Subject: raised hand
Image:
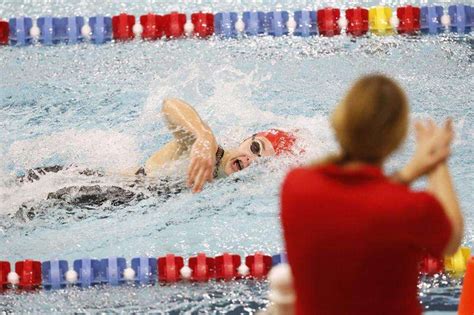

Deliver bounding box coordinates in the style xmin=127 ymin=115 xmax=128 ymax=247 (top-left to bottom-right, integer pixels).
xmin=398 ymin=118 xmax=454 ymax=183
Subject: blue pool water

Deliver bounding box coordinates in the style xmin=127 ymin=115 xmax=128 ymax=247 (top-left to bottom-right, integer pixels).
xmin=0 ymin=1 xmax=473 ymax=313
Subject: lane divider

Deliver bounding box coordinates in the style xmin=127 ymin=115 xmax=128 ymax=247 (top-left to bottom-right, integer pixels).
xmin=0 ymin=4 xmax=472 ymax=47
xmin=419 ymin=246 xmax=471 ymax=276
xmin=0 ymin=252 xmax=286 ymax=291
xmin=0 ymin=247 xmax=471 ymax=292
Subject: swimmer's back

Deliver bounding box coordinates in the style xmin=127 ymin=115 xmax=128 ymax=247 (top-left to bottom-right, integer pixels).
xmin=281 ymin=163 xmax=452 ymax=315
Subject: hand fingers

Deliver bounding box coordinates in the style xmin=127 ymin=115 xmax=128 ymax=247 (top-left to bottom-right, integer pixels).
xmin=441 ymin=126 xmax=454 ymax=146
xmin=426 ymin=118 xmax=435 ymax=130
xmin=192 ymin=163 xmax=213 ymax=193
xmin=445 ymin=118 xmax=453 ymax=128
xmin=414 ymin=120 xmax=424 ymax=141
xmin=421 ymin=118 xmax=455 ymax=148
xmin=187 ymin=158 xmax=200 ymax=187
xmin=200 ymin=160 xmax=214 ymax=187
xmin=444 ymin=118 xmax=454 ymax=141
xmin=207 ymin=166 xmax=214 ymax=182
xmin=192 ymin=169 xmax=206 ymax=193
xmin=189 ymin=159 xmax=214 ymax=192
xmin=205 ymin=159 xmax=215 ymax=183
xmin=431 ymin=118 xmax=454 ymax=149
xmin=421 ymin=119 xmax=435 ymax=139
xmin=187 ymin=159 xmax=197 ymax=187
xmin=415 ymin=119 xmax=434 ymax=141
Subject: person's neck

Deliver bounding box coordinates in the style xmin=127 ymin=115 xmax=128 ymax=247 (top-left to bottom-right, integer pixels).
xmin=342 ymin=160 xmax=383 ymax=169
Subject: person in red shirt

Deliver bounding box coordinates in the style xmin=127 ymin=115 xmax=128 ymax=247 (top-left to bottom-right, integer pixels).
xmin=277 ymin=75 xmax=464 ymax=315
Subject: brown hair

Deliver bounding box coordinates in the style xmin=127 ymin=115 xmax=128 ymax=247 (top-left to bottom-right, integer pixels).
xmin=323 ymin=74 xmax=409 ymax=165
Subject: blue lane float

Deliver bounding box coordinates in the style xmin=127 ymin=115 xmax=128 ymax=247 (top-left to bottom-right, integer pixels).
xmin=100 ymin=257 xmax=126 ymax=286
xmin=59 ymin=16 xmax=85 ymax=44
xmin=449 ymin=4 xmax=473 ymax=34
xmin=37 ymin=16 xmax=60 ymax=45
xmin=294 ymin=10 xmax=318 ymax=37
xmin=243 ymin=11 xmax=266 ymax=36
xmin=272 ymin=253 xmax=287 ymax=266
xmin=131 ymin=257 xmax=157 ymax=285
xmin=8 ymin=17 xmax=33 ymax=46
xmin=420 ymin=6 xmax=443 ymax=34
xmin=42 ymin=260 xmax=68 ymax=290
xmin=214 ymin=12 xmax=238 ymax=38
xmin=89 ymin=15 xmax=112 ymax=44
xmin=266 ymin=11 xmax=289 ymax=36
xmin=73 ymin=258 xmax=101 ymax=288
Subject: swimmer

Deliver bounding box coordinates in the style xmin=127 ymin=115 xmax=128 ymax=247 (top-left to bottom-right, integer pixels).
xmin=137 ymin=98 xmax=297 ymax=193
xmin=12 ymin=98 xmax=297 ymax=219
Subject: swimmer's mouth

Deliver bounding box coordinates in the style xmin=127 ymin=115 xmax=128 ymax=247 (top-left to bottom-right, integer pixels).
xmin=233 ymin=159 xmax=244 ymax=171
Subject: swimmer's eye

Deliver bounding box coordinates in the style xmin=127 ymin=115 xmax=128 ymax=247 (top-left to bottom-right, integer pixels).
xmin=250 ymin=141 xmax=262 ymax=157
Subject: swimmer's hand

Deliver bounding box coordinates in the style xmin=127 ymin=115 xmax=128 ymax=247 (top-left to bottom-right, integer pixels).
xmin=397 ymin=118 xmax=454 ymax=184
xmin=187 ymin=135 xmax=218 ymax=193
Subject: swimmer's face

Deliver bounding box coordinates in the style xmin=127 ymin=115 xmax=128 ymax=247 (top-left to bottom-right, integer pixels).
xmin=222 ymin=135 xmax=276 ymax=175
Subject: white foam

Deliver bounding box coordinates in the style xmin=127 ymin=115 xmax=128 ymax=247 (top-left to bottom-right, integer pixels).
xmin=6 ymin=129 xmax=141 ymax=172
xmin=140 ymin=62 xmax=337 ymax=159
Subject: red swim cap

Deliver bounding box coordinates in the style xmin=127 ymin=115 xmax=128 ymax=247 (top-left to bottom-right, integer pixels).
xmin=256 ymin=129 xmax=296 ymax=155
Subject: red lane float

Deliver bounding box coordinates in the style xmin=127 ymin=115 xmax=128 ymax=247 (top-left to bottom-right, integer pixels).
xmin=245 ymin=252 xmax=272 ymax=279
xmin=158 ymin=254 xmax=184 ymax=282
xmin=188 ymin=253 xmax=215 ymax=282
xmin=317 ymin=8 xmax=341 ymax=37
xmin=0 ymin=261 xmax=10 ymax=290
xmin=112 ymin=13 xmax=135 ymax=41
xmin=0 ymin=20 xmax=8 ymax=45
xmin=191 ymin=12 xmax=214 ymax=37
xmin=397 ymin=5 xmax=421 ymax=34
xmin=346 ymin=7 xmax=369 ymax=36
xmin=215 ymin=253 xmax=241 ymax=281
xmin=163 ymin=12 xmax=186 ymax=38
xmin=419 ymin=253 xmax=444 ymax=276
xmin=16 ymin=260 xmax=42 ymax=290
xmin=140 ymin=13 xmax=164 ymax=40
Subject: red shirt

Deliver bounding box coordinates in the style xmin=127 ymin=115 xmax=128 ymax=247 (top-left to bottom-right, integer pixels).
xmin=281 ymin=164 xmax=452 ymax=315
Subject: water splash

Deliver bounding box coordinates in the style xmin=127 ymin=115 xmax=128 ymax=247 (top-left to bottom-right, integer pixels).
xmin=5 ymin=129 xmax=141 ymax=172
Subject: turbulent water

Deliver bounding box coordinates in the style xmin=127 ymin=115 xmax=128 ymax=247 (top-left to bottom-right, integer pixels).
xmin=0 ymin=1 xmax=473 ymax=313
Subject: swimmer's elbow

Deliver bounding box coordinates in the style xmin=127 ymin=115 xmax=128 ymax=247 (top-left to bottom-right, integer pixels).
xmin=162 ymin=98 xmax=183 ymax=114
xmin=162 ymin=98 xmax=173 ymax=114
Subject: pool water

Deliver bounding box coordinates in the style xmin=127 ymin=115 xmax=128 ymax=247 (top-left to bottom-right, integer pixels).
xmin=0 ymin=1 xmax=473 ymax=313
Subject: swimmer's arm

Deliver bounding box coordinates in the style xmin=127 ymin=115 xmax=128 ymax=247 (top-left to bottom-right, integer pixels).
xmin=144 ymin=141 xmax=188 ymax=173
xmin=145 ymin=98 xmax=217 ymax=177
xmin=160 ymin=98 xmax=218 ymax=192
xmin=161 ymin=98 xmax=216 ymax=150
